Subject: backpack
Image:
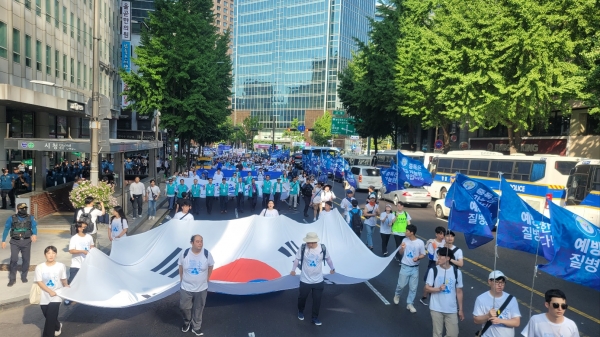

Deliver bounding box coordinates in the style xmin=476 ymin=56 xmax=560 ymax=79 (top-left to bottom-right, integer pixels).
xmin=74 ymin=208 xmax=95 ymax=234
xmin=449 ymin=246 xmax=460 ymax=269
xmin=183 ymin=247 xmax=209 ymax=259
xmin=298 ymin=243 xmax=326 ymax=270
xmin=350 ymin=209 xmax=363 ymax=231
xmin=430 ymin=265 xmax=459 ymax=288
xmin=301 ymin=183 xmax=313 ymax=197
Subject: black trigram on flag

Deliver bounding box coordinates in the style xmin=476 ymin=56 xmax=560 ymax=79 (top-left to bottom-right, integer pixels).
xmin=150 ymin=247 xmax=183 ymax=278
xmin=278 ymin=241 xmax=300 ymax=257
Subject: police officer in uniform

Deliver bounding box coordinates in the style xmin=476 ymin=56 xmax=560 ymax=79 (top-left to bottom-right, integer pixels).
xmin=2 ymin=203 xmax=38 ymax=286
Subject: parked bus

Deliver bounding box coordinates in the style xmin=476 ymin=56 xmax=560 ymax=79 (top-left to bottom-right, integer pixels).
xmin=427 ymin=150 xmax=582 ymax=214
xmin=374 ymin=150 xmax=426 ymax=169
xmin=343 ymin=154 xmax=376 ymax=166
xmin=565 ymin=160 xmax=600 ymax=227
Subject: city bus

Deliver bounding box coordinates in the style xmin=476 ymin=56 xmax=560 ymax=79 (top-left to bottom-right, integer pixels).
xmin=343 ymin=154 xmax=375 ymax=166
xmin=565 ymin=160 xmax=600 ymax=227
xmin=427 ymin=150 xmax=582 ymax=213
xmin=374 ymin=150 xmax=426 ymax=169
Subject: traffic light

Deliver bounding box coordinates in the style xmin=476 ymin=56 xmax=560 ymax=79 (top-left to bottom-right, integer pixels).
xmin=287 ymin=128 xmax=297 ymax=132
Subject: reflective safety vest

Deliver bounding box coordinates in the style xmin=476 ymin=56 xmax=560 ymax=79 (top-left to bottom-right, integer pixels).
xmin=11 ymin=215 xmax=33 ymax=239
xmin=392 ymin=211 xmax=408 ymax=234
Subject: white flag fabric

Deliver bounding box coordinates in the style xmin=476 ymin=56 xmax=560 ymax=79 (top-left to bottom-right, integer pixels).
xmin=57 ymin=209 xmax=396 ymax=308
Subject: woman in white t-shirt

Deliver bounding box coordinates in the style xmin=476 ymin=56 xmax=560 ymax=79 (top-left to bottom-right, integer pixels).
xmin=260 ymin=200 xmax=280 ymax=217
xmin=379 ymin=204 xmax=396 ymax=256
xmin=68 ymin=222 xmax=94 ymax=285
xmin=320 ymin=184 xmax=336 ymax=211
xmin=35 ymin=245 xmax=68 ymax=337
xmin=108 ymin=206 xmax=129 ymax=241
xmin=310 ymin=182 xmax=323 ymax=221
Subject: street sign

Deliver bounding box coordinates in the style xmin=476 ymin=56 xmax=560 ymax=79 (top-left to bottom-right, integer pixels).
xmin=331 ymin=117 xmax=356 ymax=135
xmin=297 ymin=125 xmax=305 ymax=132
xmin=333 ymin=110 xmax=345 ymax=116
xmin=350 ymin=135 xmax=359 ymax=140
xmin=435 ymin=140 xmax=443 ymax=149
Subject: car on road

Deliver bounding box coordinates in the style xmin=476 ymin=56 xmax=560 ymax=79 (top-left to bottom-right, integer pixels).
xmin=434 ymin=198 xmax=451 ymax=218
xmin=351 ymin=165 xmax=383 ymax=191
xmin=379 ymin=182 xmax=431 ymax=207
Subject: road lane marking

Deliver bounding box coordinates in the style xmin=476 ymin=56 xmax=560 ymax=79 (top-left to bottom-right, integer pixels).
xmin=248 ymin=333 xmax=255 ymax=337
xmin=365 ymin=281 xmax=391 ymax=305
xmin=436 ymin=218 xmax=448 ymax=222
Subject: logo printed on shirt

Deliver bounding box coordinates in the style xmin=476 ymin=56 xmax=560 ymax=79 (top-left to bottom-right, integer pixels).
xmin=46 ymin=279 xmax=55 ymax=287
xmin=407 ymin=250 xmax=414 ymax=258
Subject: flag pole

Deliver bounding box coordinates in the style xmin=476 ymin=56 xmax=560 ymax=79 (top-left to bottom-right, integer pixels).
xmin=491 ymin=172 xmax=504 ymax=309
xmin=527 ymin=198 xmax=546 ymax=321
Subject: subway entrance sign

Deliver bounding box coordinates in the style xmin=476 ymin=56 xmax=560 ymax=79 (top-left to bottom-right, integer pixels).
xmin=331 ymin=117 xmax=356 ymax=135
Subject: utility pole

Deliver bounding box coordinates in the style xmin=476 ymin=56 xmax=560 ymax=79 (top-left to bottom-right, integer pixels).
xmin=271 ymin=115 xmax=278 ymax=151
xmin=90 ymin=0 xmax=101 ymax=185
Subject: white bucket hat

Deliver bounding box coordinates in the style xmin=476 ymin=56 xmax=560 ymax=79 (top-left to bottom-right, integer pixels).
xmin=302 ymin=232 xmax=320 ymax=243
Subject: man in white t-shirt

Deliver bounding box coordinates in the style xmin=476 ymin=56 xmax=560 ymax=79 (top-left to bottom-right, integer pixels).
xmin=521 ymin=289 xmax=579 ymax=337
xmin=473 ymin=270 xmax=521 ymax=337
xmin=75 ymin=196 xmax=105 ymax=246
xmin=212 ymin=168 xmax=224 ymax=183
xmin=178 ymin=234 xmax=214 ymax=336
xmin=363 ymin=196 xmax=380 ymax=251
xmin=174 ymin=201 xmax=195 ymax=222
xmin=393 ymin=224 xmax=425 ymax=313
xmin=318 ymin=201 xmax=334 ymax=220
xmin=425 ymin=247 xmax=464 ymax=337
xmin=420 ymin=226 xmax=446 ymax=306
xmin=291 ymin=232 xmax=335 ymax=326
xmin=339 ymin=189 xmax=356 ymax=219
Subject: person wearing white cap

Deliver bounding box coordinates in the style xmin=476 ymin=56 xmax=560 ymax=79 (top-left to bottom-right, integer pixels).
xmin=290 ymin=232 xmax=335 ymax=326
xmin=473 ymin=270 xmax=521 ymax=337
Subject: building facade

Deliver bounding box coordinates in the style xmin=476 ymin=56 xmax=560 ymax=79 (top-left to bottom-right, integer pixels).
xmin=232 ymin=0 xmax=374 ymax=144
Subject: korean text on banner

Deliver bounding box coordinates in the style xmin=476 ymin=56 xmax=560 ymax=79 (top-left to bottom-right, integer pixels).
xmin=121 ymin=2 xmax=131 ymax=41
xmin=395 ymin=151 xmax=433 ymax=187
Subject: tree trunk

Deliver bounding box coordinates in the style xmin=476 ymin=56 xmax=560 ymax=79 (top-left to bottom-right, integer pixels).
xmin=374 ymin=137 xmax=379 ymax=154
xmin=407 ymin=123 xmax=415 ymax=151
xmin=186 ymin=140 xmax=192 ymax=171
xmin=393 ymin=115 xmax=399 ymax=149
xmin=507 ymin=126 xmax=518 ymax=154
xmin=170 ymin=133 xmax=176 ymax=175
xmin=442 ymin=125 xmax=451 ymax=154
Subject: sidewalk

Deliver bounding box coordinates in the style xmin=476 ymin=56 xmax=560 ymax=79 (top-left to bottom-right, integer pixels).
xmin=0 ymin=181 xmax=169 ymax=308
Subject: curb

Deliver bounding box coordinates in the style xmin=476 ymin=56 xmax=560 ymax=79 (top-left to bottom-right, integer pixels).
xmin=0 ymin=296 xmax=29 ymax=310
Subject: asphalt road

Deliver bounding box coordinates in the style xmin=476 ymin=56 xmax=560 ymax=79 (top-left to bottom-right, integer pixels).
xmin=1 ymin=179 xmax=599 ymax=337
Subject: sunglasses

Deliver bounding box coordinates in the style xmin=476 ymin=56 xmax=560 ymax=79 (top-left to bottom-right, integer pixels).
xmin=551 ymin=303 xmax=568 ymax=310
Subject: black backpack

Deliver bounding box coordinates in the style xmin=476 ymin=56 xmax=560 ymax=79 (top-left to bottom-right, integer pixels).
xmin=73 ymin=208 xmax=95 ymax=234
xmin=430 ymin=265 xmax=459 ymax=287
xmin=350 ymin=209 xmax=363 ymax=231
xmin=301 ymin=183 xmax=313 ymax=197
xmin=183 ymin=248 xmax=209 ymax=259
xmin=298 ymin=243 xmax=326 ymax=270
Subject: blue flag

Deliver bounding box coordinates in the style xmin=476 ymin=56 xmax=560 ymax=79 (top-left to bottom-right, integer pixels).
xmin=497 ymin=177 xmax=555 ymax=261
xmin=539 ymin=203 xmax=600 ymax=291
xmin=382 ymin=162 xmax=401 ymax=192
xmin=343 ymin=159 xmax=357 ymax=188
xmin=396 ymin=151 xmax=433 ymax=187
xmin=447 ymin=181 xmax=495 ymax=249
xmin=444 ymin=174 xmax=499 ymax=222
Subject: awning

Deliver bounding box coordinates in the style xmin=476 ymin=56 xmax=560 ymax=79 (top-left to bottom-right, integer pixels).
xmin=4 ymin=138 xmax=163 ymax=153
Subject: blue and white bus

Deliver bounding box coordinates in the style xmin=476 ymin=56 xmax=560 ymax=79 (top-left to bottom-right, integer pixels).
xmin=374 ymin=150 xmax=426 ymax=169
xmin=427 ymin=150 xmax=582 ymax=213
xmin=565 ymin=160 xmax=600 ymax=227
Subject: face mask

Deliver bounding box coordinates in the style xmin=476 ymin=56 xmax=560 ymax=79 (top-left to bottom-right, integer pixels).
xmin=18 ymin=209 xmax=27 ymax=216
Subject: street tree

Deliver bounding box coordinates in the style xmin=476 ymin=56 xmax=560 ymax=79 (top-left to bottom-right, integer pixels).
xmin=120 ymin=0 xmax=232 ymax=169
xmin=238 ymin=116 xmax=262 ymax=150
xmin=311 ymin=113 xmax=332 ymax=146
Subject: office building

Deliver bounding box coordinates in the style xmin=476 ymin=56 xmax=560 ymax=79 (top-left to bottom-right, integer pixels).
xmin=232 ymin=0 xmax=374 ymax=145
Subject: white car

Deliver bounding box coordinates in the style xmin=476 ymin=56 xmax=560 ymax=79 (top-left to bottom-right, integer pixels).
xmin=380 ymin=183 xmax=432 ymax=208
xmin=350 ymin=165 xmax=383 ymax=191
xmin=434 ymin=198 xmax=451 ymax=218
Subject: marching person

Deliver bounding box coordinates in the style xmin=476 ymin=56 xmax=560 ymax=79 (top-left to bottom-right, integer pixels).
xmin=320 ymin=184 xmax=336 ymax=213
xmin=35 ymin=246 xmax=68 ymax=337
xmin=393 ymin=224 xmax=425 ymax=313
xmin=219 ymin=177 xmax=229 ymax=214
xmin=339 ymin=189 xmax=356 ymax=220
xmin=2 ymin=203 xmax=38 ymax=286
xmin=190 ymin=179 xmax=202 ymax=217
xmin=248 ymin=178 xmax=258 ymax=212
xmin=272 ymin=177 xmax=284 ymax=210
xmin=291 ymin=232 xmax=335 ymax=326
xmin=301 ymin=177 xmax=314 ymax=218
xmin=205 ymin=178 xmax=216 ymax=215
xmin=174 ymin=200 xmax=195 ymax=222
xmin=288 ymin=175 xmax=300 ymax=211
xmin=129 ymin=176 xmax=145 ymax=219
xmin=75 ymin=197 xmax=105 ymax=246
xmin=108 ymin=206 xmax=129 ymax=241
xmin=318 ymin=201 xmax=334 ymax=220
xmin=473 ymin=270 xmax=521 ymax=337
xmin=521 ymin=289 xmax=579 ymax=336
xmin=146 ymin=179 xmax=161 ymax=220
xmin=165 ymin=178 xmax=177 ymax=212
xmin=420 ymin=226 xmax=447 ymax=306
xmin=260 ymin=200 xmax=280 ymax=217
xmin=311 ymin=182 xmax=323 ymax=222
xmin=424 ymin=247 xmax=464 ymax=337
xmin=66 ymin=220 xmax=94 ymax=305
xmin=392 ymin=202 xmax=411 ymax=262
xmin=235 ymin=177 xmax=245 ymax=213
xmin=379 ymin=204 xmax=396 ymax=256
xmin=262 ymin=175 xmax=272 ymax=209
xmin=363 ymin=195 xmax=380 ymax=251
xmin=179 ymin=235 xmax=214 ymax=336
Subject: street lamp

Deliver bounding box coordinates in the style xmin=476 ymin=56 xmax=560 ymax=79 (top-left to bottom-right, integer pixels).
xmin=272 ymin=114 xmax=279 ymax=151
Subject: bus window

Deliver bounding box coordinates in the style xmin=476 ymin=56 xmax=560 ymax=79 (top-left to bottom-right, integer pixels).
xmin=513 ymin=161 xmax=532 ymax=181
xmin=555 ymin=161 xmax=577 ymax=175
xmin=531 ymin=162 xmax=546 ymax=181
xmin=490 ymin=160 xmax=515 ymax=179
xmin=357 ymin=158 xmax=373 ymax=166
xmin=437 ymin=159 xmax=452 ymax=173
xmin=468 ymin=160 xmax=490 ymax=176
xmin=592 ymin=167 xmax=600 ymax=191
xmin=452 ymin=159 xmax=469 ymax=174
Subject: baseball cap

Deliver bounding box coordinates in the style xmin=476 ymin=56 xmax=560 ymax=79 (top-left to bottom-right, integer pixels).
xmin=17 ymin=203 xmax=28 ymax=209
xmin=346 ymin=189 xmax=353 ymax=195
xmin=488 ymin=270 xmax=507 ymax=281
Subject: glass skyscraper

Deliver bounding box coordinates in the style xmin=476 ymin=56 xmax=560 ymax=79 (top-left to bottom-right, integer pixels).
xmin=233 ymin=0 xmax=374 ymax=131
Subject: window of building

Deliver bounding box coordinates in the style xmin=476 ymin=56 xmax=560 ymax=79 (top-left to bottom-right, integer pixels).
xmin=62 ymin=53 xmax=67 ymax=80
xmin=83 ymin=22 xmax=87 ymax=46
xmin=35 ymin=0 xmax=41 ymax=16
xmin=224 ymin=9 xmax=228 ymax=14
xmin=8 ymin=111 xmax=34 ymax=138
xmin=48 ymin=114 xmax=68 ymax=138
xmin=224 ymin=1 xmax=228 ymax=5
xmin=0 ymin=22 xmax=6 ymax=59
xmin=54 ymin=50 xmax=59 ymax=77
xmin=77 ymin=18 xmax=80 ymax=42
xmin=12 ymin=29 xmax=20 ymax=63
xmin=77 ymin=61 xmax=81 ymax=86
xmin=62 ymin=6 xmax=67 ymax=33
xmin=70 ymin=57 xmax=74 ymax=83
xmin=83 ymin=64 xmax=87 ymax=88
xmin=117 ymin=119 xmax=131 ymax=130
xmin=89 ymin=27 xmax=92 ymax=49
xmin=80 ymin=118 xmax=90 ymax=138
xmin=45 ymin=0 xmax=51 ymax=22
xmin=46 ymin=45 xmax=51 ymax=75
xmin=25 ymin=0 xmax=32 ymax=10
xmin=137 ymin=120 xmax=152 ymax=131
xmin=36 ymin=40 xmax=42 ymax=71
xmin=25 ymin=34 xmax=31 ymax=66
xmin=70 ymin=12 xmax=74 ymax=38
xmin=217 ymin=6 xmax=220 ymax=10
xmin=224 ymin=22 xmax=227 ymax=27
xmin=89 ymin=68 xmax=92 ymax=90
xmin=224 ymin=15 xmax=227 ymax=20
xmin=54 ymin=0 xmax=59 ymax=27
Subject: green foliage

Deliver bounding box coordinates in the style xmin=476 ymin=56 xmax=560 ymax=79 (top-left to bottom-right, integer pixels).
xmin=120 ymin=0 xmax=232 ymax=145
xmin=312 ymin=113 xmax=332 ymax=146
xmin=283 ymin=118 xmax=305 ymax=143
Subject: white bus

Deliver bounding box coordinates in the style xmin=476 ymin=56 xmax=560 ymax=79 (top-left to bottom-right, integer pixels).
xmin=374 ymin=150 xmax=426 ymax=169
xmin=565 ymin=160 xmax=600 ymax=227
xmin=343 ymin=154 xmax=375 ymax=166
xmin=427 ymin=151 xmax=582 ymax=213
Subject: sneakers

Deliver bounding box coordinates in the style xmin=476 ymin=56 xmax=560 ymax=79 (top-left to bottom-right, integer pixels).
xmin=297 ymin=311 xmax=304 ymax=320
xmin=7 ymin=280 xmax=15 ymax=287
xmin=311 ymin=318 xmax=322 ymax=326
xmin=55 ymin=323 xmax=62 ymax=336
xmin=63 ymin=300 xmax=71 ymax=306
xmin=191 ymin=328 xmax=204 ymax=336
xmin=393 ymin=295 xmax=400 ymax=305
xmin=407 ymin=303 xmax=417 ymax=313
xmin=383 ymin=251 xmax=388 ymax=256
xmin=181 ymin=322 xmax=190 ymax=333
xmin=21 ymin=277 xmax=28 ymax=283
xmin=313 ymin=218 xmax=316 ymax=221
xmin=132 ymin=217 xmax=137 ymax=219
xmin=419 ymin=297 xmax=428 ymax=306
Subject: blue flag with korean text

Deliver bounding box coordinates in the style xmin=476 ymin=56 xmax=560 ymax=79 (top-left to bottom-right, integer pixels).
xmin=444 ymin=174 xmax=499 ymax=222
xmin=343 ymin=158 xmax=357 ymax=188
xmin=497 ymin=177 xmax=555 ymax=261
xmin=447 ymin=180 xmax=495 ymax=249
xmin=539 ymin=203 xmax=600 ymax=291
xmin=396 ymin=151 xmax=433 ymax=187
xmin=382 ymin=162 xmax=401 ymax=192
